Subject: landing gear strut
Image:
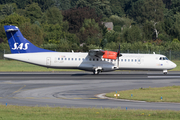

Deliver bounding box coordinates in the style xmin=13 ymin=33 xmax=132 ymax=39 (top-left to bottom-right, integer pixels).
xmin=93 ymin=67 xmax=102 ymax=75
xmin=163 ymin=70 xmax=168 ymax=75
xmin=93 ymin=69 xmax=101 ymax=75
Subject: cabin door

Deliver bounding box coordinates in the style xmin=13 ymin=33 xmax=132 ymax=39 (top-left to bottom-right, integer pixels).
xmin=46 ymin=57 xmax=51 ymax=65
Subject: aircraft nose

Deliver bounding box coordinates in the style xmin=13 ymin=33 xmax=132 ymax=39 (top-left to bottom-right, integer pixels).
xmin=171 ymin=62 xmax=177 ymax=68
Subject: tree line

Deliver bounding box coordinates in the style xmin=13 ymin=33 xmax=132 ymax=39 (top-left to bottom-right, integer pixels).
xmin=0 ymin=0 xmax=180 ymax=52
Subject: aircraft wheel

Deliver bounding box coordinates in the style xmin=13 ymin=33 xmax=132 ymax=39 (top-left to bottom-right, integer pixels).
xmin=164 ymin=72 xmax=167 ymax=75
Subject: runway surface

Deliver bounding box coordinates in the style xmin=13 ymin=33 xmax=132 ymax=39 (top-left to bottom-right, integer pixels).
xmin=0 ymin=71 xmax=180 ymax=110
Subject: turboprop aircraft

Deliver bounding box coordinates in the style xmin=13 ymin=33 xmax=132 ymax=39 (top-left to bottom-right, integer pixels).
xmin=3 ymin=25 xmax=177 ymax=74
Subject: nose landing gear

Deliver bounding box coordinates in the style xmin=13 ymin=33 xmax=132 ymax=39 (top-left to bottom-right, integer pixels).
xmin=163 ymin=70 xmax=167 ymax=75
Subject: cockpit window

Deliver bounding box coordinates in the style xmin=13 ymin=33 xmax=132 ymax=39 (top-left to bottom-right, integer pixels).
xmin=159 ymin=57 xmax=168 ymax=60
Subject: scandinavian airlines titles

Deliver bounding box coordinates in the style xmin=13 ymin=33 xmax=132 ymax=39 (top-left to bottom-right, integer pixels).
xmin=12 ymin=43 xmax=29 ymax=50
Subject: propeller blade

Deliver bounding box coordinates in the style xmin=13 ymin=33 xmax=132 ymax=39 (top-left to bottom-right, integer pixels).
xmin=117 ymin=44 xmax=120 ymax=67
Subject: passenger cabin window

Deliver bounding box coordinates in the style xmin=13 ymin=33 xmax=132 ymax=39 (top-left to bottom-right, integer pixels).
xmin=79 ymin=58 xmax=81 ymax=61
xmin=61 ymin=58 xmax=63 ymax=60
xmin=131 ymin=59 xmax=133 ymax=62
xmin=68 ymin=58 xmax=70 ymax=60
xmin=121 ymin=59 xmax=123 ymax=62
xmin=75 ymin=58 xmax=77 ymax=61
xmin=72 ymin=58 xmax=73 ymax=61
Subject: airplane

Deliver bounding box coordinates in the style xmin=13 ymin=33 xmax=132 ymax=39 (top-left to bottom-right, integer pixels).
xmin=3 ymin=25 xmax=177 ymax=74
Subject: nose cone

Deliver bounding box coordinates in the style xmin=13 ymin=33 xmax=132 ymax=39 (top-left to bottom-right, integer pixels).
xmin=171 ymin=62 xmax=177 ymax=69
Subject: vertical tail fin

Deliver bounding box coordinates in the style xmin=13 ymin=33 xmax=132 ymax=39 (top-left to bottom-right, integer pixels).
xmin=4 ymin=25 xmax=54 ymax=53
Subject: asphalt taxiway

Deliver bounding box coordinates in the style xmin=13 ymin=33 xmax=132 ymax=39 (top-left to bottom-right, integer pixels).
xmin=0 ymin=71 xmax=180 ymax=110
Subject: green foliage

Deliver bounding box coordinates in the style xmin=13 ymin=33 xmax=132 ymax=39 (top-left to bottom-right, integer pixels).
xmin=101 ymin=38 xmax=107 ymax=49
xmin=158 ymin=33 xmax=171 ymax=42
xmin=109 ymin=15 xmax=133 ymax=27
xmin=114 ymin=25 xmax=121 ymax=32
xmin=0 ymin=13 xmax=30 ymax=26
xmin=128 ymin=0 xmax=165 ymax=24
xmin=104 ymin=31 xmax=121 ymax=43
xmin=88 ymin=44 xmax=101 ymax=50
xmin=42 ymin=7 xmax=63 ymax=25
xmin=76 ymin=0 xmax=90 ymax=8
xmin=123 ymin=25 xmax=142 ymax=43
xmin=0 ymin=42 xmax=9 ymax=51
xmin=172 ymin=38 xmax=179 ymax=43
xmin=63 ymin=7 xmax=101 ymax=33
xmin=1 ymin=0 xmax=180 ymax=52
xmin=79 ymin=19 xmax=102 ymax=45
xmin=19 ymin=23 xmax=44 ymax=46
xmin=55 ymin=0 xmax=71 ymax=10
xmin=104 ymin=41 xmax=118 ymax=51
xmin=41 ymin=43 xmax=59 ymax=50
xmin=25 ymin=3 xmax=42 ymax=23
xmin=110 ymin=0 xmax=124 ymax=17
xmin=92 ymin=0 xmax=112 ymax=18
xmin=42 ymin=23 xmax=65 ymax=42
xmin=0 ymin=4 xmax=14 ymax=16
xmin=58 ymin=39 xmax=71 ymax=52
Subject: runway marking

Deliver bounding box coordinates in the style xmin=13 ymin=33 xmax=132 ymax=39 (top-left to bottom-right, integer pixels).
xmin=5 ymin=85 xmax=26 ymax=98
xmin=0 ymin=97 xmax=103 ymax=100
xmin=13 ymin=85 xmax=26 ymax=94
xmin=148 ymin=76 xmax=180 ymax=78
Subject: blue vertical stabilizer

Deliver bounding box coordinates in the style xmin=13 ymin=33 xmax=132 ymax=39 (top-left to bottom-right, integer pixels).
xmin=4 ymin=25 xmax=54 ymax=53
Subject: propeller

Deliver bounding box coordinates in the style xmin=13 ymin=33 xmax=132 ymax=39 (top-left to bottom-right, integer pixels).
xmin=117 ymin=44 xmax=122 ymax=68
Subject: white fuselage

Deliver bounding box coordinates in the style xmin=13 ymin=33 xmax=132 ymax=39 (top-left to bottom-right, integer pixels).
xmin=4 ymin=52 xmax=177 ymax=73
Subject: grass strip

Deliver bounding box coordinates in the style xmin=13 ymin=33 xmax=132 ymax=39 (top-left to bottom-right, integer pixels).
xmin=0 ymin=105 xmax=180 ymax=120
xmin=106 ymin=86 xmax=180 ymax=102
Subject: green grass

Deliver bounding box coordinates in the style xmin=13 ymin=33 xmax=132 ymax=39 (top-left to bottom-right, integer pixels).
xmin=0 ymin=105 xmax=180 ymax=120
xmin=0 ymin=60 xmax=81 ymax=72
xmin=172 ymin=60 xmax=180 ymax=71
xmin=106 ymin=86 xmax=180 ymax=102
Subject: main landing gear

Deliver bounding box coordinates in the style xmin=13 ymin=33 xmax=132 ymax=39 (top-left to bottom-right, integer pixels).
xmin=93 ymin=67 xmax=102 ymax=75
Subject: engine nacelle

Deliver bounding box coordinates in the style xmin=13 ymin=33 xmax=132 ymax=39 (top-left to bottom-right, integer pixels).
xmin=103 ymin=51 xmax=117 ymax=60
